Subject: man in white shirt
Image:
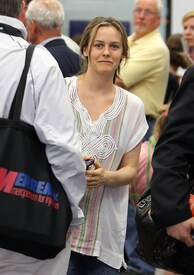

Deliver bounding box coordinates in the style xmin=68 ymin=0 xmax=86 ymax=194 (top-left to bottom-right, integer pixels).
xmin=0 ymin=0 xmax=86 ymax=274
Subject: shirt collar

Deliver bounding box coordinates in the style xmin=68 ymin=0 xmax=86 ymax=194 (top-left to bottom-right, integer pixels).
xmin=0 ymin=15 xmax=27 ymax=40
xmin=41 ymin=36 xmax=62 ymax=46
xmin=128 ymin=28 xmax=159 ymax=44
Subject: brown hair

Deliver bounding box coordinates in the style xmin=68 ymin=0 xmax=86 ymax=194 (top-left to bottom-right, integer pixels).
xmin=79 ymin=16 xmax=129 ymax=82
xmin=167 ymin=33 xmax=184 ymax=52
xmin=0 ymin=0 xmax=22 ymax=17
xmin=153 ymin=112 xmax=168 ymax=141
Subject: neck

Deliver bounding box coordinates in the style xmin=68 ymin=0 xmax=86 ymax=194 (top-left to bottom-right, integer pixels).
xmin=83 ymin=70 xmax=115 ymax=92
xmin=79 ymin=72 xmax=115 ymax=95
xmin=134 ymin=28 xmax=157 ymax=41
xmin=36 ymin=28 xmax=61 ymax=44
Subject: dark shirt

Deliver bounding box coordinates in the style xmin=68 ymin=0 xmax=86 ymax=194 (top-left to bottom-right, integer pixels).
xmin=44 ymin=38 xmax=80 ymax=78
xmin=151 ymin=66 xmax=194 ymax=228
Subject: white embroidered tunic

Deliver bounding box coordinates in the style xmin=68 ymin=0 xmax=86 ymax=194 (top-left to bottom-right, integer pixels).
xmin=65 ymin=76 xmax=148 ymax=269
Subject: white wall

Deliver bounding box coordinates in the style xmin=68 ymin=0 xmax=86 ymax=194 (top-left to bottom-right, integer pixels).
xmin=61 ymin=0 xmax=167 ymax=39
xmin=171 ymin=1 xmax=194 ymax=34
xmin=62 ymin=0 xmax=134 ymax=36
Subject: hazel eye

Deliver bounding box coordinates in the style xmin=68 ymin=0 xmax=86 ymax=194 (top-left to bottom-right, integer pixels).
xmin=110 ymin=44 xmax=120 ymax=49
xmin=94 ymin=43 xmax=103 ymax=49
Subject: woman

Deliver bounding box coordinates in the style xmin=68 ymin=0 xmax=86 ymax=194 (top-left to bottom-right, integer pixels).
xmin=65 ymin=16 xmax=148 ymax=275
xmin=182 ymin=10 xmax=194 ymax=64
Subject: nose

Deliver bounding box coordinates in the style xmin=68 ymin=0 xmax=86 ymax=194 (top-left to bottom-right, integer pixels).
xmin=103 ymin=45 xmax=110 ymax=56
xmin=138 ymin=10 xmax=146 ymax=17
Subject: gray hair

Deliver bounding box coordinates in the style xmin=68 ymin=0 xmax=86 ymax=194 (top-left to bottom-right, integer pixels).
xmin=26 ymin=0 xmax=64 ymax=29
xmin=135 ymin=0 xmax=163 ymax=14
xmin=0 ymin=0 xmax=22 ymax=18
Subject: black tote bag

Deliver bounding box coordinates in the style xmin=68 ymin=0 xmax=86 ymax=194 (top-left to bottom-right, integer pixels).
xmin=0 ymin=45 xmax=72 ymax=259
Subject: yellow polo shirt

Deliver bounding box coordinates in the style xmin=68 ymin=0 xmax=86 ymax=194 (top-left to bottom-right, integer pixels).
xmin=120 ymin=29 xmax=170 ymax=118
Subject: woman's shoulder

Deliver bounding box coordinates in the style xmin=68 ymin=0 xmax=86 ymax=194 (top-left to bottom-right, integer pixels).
xmin=115 ymin=85 xmax=145 ymax=107
xmin=64 ymin=75 xmax=77 ymax=86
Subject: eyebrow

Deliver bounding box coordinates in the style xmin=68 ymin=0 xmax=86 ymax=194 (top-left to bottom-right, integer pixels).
xmin=94 ymin=40 xmax=121 ymax=44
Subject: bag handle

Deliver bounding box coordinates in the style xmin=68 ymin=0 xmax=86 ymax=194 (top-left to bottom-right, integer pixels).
xmin=9 ymin=44 xmax=36 ymax=121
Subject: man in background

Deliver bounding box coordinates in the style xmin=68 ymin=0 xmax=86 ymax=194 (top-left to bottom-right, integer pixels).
xmin=21 ymin=0 xmax=80 ymax=55
xmin=119 ymin=1 xmax=169 ymax=275
xmin=26 ymin=0 xmax=81 ymax=78
xmin=151 ymin=66 xmax=194 ymax=272
xmin=0 ymin=0 xmax=86 ymax=273
xmin=117 ymin=0 xmax=169 ymax=141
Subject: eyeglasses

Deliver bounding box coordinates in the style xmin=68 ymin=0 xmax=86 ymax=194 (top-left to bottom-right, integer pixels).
xmin=133 ymin=8 xmax=159 ymax=17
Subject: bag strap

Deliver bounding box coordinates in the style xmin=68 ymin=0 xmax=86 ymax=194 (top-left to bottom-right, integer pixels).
xmin=9 ymin=44 xmax=36 ymax=121
xmin=145 ymin=141 xmax=152 ymax=185
xmin=145 ymin=136 xmax=157 ymax=185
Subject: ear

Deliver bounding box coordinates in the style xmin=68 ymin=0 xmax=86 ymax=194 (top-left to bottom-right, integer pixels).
xmin=22 ymin=0 xmax=27 ymax=9
xmin=83 ymin=46 xmax=89 ymax=57
xmin=18 ymin=0 xmax=27 ymax=24
xmin=26 ymin=20 xmax=36 ymax=33
xmin=26 ymin=20 xmax=38 ymax=43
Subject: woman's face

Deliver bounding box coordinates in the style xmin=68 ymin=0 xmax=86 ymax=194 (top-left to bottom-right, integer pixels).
xmin=83 ymin=26 xmax=123 ymax=76
xmin=183 ymin=17 xmax=194 ymax=47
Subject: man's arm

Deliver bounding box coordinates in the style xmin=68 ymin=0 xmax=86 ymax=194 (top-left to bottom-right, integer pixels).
xmin=23 ymin=46 xmax=86 ymax=226
xmin=150 ymin=66 xmax=194 ymax=245
xmin=119 ymin=44 xmax=167 ymax=89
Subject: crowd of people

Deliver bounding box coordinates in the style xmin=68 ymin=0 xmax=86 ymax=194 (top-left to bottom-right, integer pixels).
xmin=0 ymin=0 xmax=194 ymax=274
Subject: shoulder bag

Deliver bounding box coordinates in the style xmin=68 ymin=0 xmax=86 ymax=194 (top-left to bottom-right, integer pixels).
xmin=135 ymin=186 xmax=194 ymax=275
xmin=0 ymin=44 xmax=72 ymax=259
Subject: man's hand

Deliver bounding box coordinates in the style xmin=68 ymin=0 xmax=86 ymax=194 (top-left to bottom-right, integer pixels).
xmin=166 ymin=217 xmax=194 ymax=247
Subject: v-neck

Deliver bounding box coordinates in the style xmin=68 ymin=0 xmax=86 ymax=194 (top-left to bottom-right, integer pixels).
xmin=72 ymin=77 xmax=124 ymax=125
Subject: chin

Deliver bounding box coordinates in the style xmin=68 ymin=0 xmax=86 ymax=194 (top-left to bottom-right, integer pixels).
xmin=135 ymin=27 xmax=147 ymax=33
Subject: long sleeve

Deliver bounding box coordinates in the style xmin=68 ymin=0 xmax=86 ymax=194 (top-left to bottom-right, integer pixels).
xmin=150 ymin=66 xmax=194 ymax=227
xmin=21 ymin=46 xmax=86 ymax=226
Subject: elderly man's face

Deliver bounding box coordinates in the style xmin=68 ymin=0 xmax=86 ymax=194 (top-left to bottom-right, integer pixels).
xmin=133 ymin=0 xmax=161 ymax=38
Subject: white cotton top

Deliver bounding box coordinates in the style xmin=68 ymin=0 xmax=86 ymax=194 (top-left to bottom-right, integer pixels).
xmin=65 ymin=76 xmax=148 ymax=269
xmin=0 ymin=15 xmax=86 ymax=274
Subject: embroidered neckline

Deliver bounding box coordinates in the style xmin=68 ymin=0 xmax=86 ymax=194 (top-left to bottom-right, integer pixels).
xmin=69 ymin=77 xmax=126 ymax=159
xmin=70 ymin=77 xmax=126 ymax=124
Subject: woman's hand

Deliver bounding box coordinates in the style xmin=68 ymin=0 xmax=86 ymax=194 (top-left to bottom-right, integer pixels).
xmin=84 ymin=142 xmax=141 ymax=189
xmin=86 ymin=160 xmax=106 ymax=188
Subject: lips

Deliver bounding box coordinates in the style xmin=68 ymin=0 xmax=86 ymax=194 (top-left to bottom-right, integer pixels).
xmin=99 ymin=60 xmax=112 ymax=64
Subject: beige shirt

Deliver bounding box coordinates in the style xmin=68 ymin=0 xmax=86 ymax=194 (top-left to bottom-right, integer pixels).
xmin=120 ymin=29 xmax=169 ymax=118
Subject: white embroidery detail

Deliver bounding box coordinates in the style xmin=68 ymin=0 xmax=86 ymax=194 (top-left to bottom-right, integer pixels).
xmin=81 ymin=133 xmax=117 ymax=159
xmin=69 ymin=77 xmax=126 ymax=159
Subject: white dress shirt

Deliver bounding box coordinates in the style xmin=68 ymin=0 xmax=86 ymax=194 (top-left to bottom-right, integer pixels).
xmin=0 ymin=15 xmax=86 ymax=275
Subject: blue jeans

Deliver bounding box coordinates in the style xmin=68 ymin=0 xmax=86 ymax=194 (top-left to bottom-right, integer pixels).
xmin=124 ymin=199 xmax=155 ymax=275
xmin=67 ymin=251 xmax=119 ymax=275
